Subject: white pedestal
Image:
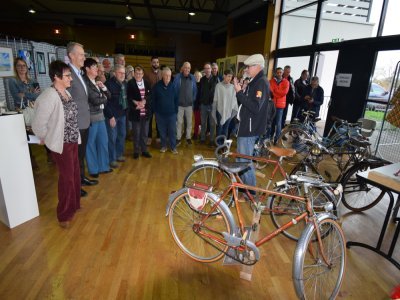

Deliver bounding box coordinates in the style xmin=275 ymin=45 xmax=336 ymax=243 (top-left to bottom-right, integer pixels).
xmin=0 ymin=114 xmax=39 ymax=228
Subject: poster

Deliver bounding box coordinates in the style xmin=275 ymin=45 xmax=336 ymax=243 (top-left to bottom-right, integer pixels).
xmin=17 ymin=50 xmax=34 ymax=70
xmin=36 ymin=52 xmax=46 ymax=74
xmin=0 ymin=47 xmax=14 ymax=77
xmin=48 ymin=53 xmax=57 ymax=64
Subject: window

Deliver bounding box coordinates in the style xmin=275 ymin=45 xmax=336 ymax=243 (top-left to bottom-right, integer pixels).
xmin=382 ymin=0 xmax=400 ymax=36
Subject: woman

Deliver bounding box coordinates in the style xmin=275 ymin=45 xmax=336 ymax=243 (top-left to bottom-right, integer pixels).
xmin=32 ymin=61 xmax=81 ymax=229
xmin=8 ymin=57 xmax=41 ymax=109
xmin=213 ymin=69 xmax=238 ymax=138
xmin=127 ymin=65 xmax=152 ymax=159
xmin=82 ymin=58 xmax=112 ymax=178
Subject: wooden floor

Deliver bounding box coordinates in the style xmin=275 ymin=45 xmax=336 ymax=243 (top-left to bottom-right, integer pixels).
xmin=0 ymin=140 xmax=399 ymax=299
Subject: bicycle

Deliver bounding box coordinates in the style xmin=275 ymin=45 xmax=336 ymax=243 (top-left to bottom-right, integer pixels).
xmin=277 ymin=112 xmax=361 ymax=160
xmin=290 ymin=136 xmax=388 ymax=212
xmin=183 ymin=136 xmax=340 ymax=241
xmin=167 ymin=163 xmax=346 ymax=299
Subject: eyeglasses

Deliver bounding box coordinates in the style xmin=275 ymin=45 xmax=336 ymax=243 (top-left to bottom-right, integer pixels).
xmin=16 ymin=64 xmax=27 ymax=68
xmin=63 ymin=73 xmax=72 ymax=78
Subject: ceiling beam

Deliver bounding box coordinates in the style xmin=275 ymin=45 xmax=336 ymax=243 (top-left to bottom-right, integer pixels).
xmin=143 ymin=0 xmax=158 ymax=36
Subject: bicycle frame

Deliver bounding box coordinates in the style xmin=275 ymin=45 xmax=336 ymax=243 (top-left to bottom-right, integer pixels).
xmin=185 ymin=176 xmax=333 ymax=266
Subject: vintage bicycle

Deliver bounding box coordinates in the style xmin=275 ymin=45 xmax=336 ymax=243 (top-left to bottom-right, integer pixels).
xmin=167 ymin=161 xmax=346 ymax=299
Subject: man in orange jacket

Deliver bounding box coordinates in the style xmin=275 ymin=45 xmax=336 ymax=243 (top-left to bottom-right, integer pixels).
xmin=269 ymin=67 xmax=289 ymax=144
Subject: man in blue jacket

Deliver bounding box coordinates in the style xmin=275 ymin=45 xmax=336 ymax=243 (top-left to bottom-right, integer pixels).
xmin=152 ymin=67 xmax=179 ymax=154
xmin=173 ymin=61 xmax=197 ymax=146
xmin=233 ymin=54 xmax=271 ymax=189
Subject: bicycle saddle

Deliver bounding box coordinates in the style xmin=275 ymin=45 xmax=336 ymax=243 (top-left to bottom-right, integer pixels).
xmin=269 ymin=146 xmax=296 ymax=158
xmin=219 ymin=161 xmax=252 ymax=174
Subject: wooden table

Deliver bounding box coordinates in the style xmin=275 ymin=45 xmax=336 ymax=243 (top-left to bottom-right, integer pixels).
xmin=348 ymin=163 xmax=400 ymax=269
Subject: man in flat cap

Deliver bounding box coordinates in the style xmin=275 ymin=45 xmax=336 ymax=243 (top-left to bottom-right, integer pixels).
xmin=233 ymin=54 xmax=272 ymax=190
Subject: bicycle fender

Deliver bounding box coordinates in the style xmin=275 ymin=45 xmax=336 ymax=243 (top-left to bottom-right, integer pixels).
xmin=191 ymin=160 xmax=220 ymax=168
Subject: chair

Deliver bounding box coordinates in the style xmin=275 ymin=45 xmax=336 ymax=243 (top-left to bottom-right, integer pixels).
xmin=358 ymin=118 xmax=376 ymax=138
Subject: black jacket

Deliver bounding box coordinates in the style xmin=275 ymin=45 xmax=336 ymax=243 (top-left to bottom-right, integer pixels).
xmin=127 ymin=78 xmax=152 ymax=121
xmin=236 ymin=70 xmax=271 ymax=137
xmin=104 ymin=77 xmax=128 ymax=119
xmin=83 ymin=75 xmax=110 ymax=122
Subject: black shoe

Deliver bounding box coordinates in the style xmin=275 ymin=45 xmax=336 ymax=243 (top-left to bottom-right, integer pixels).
xmin=100 ymin=169 xmax=113 ymax=174
xmin=81 ymin=177 xmax=99 ymax=186
xmin=176 ymin=139 xmax=181 ymax=146
xmin=142 ymin=152 xmax=152 ymax=158
xmin=80 ymin=189 xmax=88 ymax=197
xmin=133 ymin=153 xmax=139 ymax=159
xmin=89 ymin=173 xmax=99 ymax=178
xmin=186 ymin=139 xmax=192 ymax=145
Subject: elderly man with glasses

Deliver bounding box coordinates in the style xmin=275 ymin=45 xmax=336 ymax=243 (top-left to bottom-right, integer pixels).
xmin=233 ymin=54 xmax=272 ymax=191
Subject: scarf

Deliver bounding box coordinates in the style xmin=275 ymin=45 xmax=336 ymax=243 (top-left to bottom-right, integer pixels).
xmin=119 ymin=82 xmax=127 ymax=110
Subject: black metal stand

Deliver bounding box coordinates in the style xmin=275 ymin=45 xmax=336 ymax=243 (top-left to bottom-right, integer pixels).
xmin=347 ymin=185 xmax=400 ymax=270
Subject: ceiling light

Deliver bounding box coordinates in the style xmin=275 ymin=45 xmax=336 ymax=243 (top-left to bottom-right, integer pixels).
xmin=129 ymin=34 xmax=135 ymax=39
xmin=126 ymin=12 xmax=132 ymax=20
xmin=54 ymin=29 xmax=61 ymax=34
xmin=188 ymin=12 xmax=195 ymax=16
xmin=28 ymin=6 xmax=36 ymax=14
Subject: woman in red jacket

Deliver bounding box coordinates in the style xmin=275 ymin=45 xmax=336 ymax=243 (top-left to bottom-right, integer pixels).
xmin=269 ymin=67 xmax=289 ymax=144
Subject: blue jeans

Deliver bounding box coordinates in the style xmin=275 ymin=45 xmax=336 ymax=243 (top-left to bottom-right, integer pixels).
xmin=200 ymin=104 xmax=215 ymax=142
xmin=216 ymin=111 xmax=232 ymax=138
xmin=157 ymin=113 xmax=177 ymax=149
xmin=236 ymin=136 xmax=258 ymax=188
xmin=86 ymin=120 xmax=109 ymax=174
xmin=270 ymin=108 xmax=284 ymax=143
xmin=106 ymin=115 xmax=126 ymax=163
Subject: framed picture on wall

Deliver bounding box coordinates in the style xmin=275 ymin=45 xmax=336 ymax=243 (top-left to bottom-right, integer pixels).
xmin=36 ymin=52 xmax=46 ymax=74
xmin=17 ymin=50 xmax=34 ymax=71
xmin=0 ymin=47 xmax=14 ymax=77
xmin=48 ymin=53 xmax=57 ymax=64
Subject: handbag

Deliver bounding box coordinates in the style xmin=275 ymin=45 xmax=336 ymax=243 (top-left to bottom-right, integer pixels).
xmin=20 ymin=99 xmax=35 ymax=127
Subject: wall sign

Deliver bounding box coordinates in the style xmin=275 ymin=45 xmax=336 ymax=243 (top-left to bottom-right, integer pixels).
xmin=335 ymin=73 xmax=352 ymax=87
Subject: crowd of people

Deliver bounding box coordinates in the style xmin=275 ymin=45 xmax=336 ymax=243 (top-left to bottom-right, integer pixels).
xmin=9 ymin=42 xmax=323 ymax=228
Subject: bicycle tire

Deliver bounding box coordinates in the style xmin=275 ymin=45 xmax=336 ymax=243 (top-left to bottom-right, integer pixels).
xmin=293 ymin=218 xmax=346 ymax=300
xmin=277 ymin=126 xmax=311 ymax=160
xmin=270 ymin=186 xmax=336 ymax=241
xmin=168 ymin=189 xmax=234 ymax=263
xmin=341 ymin=161 xmax=386 ymax=212
xmin=183 ymin=164 xmax=234 ymax=207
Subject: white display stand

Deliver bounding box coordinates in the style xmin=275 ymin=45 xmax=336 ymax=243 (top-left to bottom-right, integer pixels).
xmin=0 ymin=114 xmax=39 ymax=228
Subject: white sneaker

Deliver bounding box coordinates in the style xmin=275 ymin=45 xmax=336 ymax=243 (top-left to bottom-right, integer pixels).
xmin=160 ymin=147 xmax=167 ymax=153
xmin=171 ymin=149 xmax=178 ymax=154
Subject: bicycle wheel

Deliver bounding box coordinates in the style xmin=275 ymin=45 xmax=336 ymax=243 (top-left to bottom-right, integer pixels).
xmin=168 ymin=189 xmax=234 ymax=263
xmin=277 ymin=127 xmax=311 ymax=160
xmin=270 ymin=186 xmax=336 ymax=241
xmin=293 ymin=218 xmax=346 ymax=300
xmin=341 ymin=162 xmax=385 ymax=212
xmin=183 ymin=164 xmax=234 ymax=207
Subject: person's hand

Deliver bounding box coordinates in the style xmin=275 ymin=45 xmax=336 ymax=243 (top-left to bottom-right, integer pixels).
xmin=96 ymin=81 xmax=105 ymax=89
xmin=109 ymin=117 xmax=116 ymax=128
xmin=33 ymin=87 xmax=41 ymax=94
xmin=39 ymin=138 xmax=45 ymax=145
xmin=233 ymin=77 xmax=241 ymax=93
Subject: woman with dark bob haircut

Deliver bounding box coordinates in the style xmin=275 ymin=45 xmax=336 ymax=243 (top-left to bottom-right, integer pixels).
xmin=32 ymin=60 xmax=81 ymax=229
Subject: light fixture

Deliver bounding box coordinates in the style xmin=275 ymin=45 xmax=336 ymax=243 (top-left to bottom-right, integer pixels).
xmin=126 ymin=12 xmax=132 ymax=20
xmin=54 ymin=29 xmax=61 ymax=34
xmin=28 ymin=6 xmax=36 ymax=14
xmin=129 ymin=34 xmax=135 ymax=39
xmin=188 ymin=12 xmax=195 ymax=16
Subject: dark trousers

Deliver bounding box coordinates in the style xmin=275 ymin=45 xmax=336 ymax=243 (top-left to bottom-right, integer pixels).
xmin=157 ymin=113 xmax=177 ymax=149
xmin=133 ymin=118 xmax=149 ymax=154
xmin=78 ymin=128 xmax=89 ymax=179
xmin=148 ymin=113 xmax=160 ymax=139
xmin=52 ymin=143 xmax=81 ymax=222
xmin=281 ymin=103 xmax=291 ymax=129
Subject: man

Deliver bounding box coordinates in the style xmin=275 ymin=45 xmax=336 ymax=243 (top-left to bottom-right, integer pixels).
xmin=281 ymin=65 xmax=295 ymax=129
xmin=233 ymin=54 xmax=271 ymax=188
xmin=104 ymin=65 xmax=128 ymax=168
xmin=114 ymin=54 xmax=126 ymax=67
xmin=292 ymin=69 xmax=309 ymax=121
xmin=199 ymin=63 xmax=219 ymax=146
xmin=102 ymin=58 xmax=112 ymax=80
xmin=144 ymin=56 xmax=162 ymax=146
xmin=67 ymin=42 xmax=98 ymax=197
xmin=269 ymin=67 xmax=289 ymax=144
xmin=173 ymin=61 xmax=197 ymax=146
xmin=302 ymin=76 xmax=324 ymax=118
xmin=152 ymin=67 xmax=179 ymax=154
xmin=211 ymin=62 xmax=223 ymax=82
